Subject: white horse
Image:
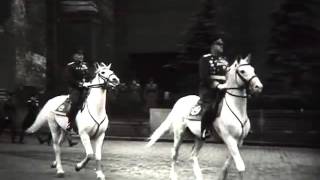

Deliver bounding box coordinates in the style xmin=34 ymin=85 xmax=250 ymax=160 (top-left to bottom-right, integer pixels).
xmin=146 ymin=55 xmax=263 ymax=180
xmin=26 ymin=62 xmax=120 ymax=180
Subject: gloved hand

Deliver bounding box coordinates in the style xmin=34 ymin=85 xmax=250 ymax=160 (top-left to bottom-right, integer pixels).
xmin=217 ymin=83 xmax=227 ymax=90
xmin=82 ymin=82 xmax=90 ymax=88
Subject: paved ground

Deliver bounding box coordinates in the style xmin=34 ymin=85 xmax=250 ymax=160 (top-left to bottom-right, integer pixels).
xmin=0 ymin=135 xmax=319 ymax=180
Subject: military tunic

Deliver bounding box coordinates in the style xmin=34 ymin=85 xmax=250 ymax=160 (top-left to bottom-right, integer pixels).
xmin=66 ymin=61 xmax=89 ymax=89
xmin=199 ymin=53 xmax=229 ymax=103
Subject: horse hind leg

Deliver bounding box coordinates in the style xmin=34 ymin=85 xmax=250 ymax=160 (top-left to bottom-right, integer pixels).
xmin=191 ymin=138 xmax=204 ymax=180
xmin=170 ymin=123 xmax=186 ymax=180
xmin=49 ymin=122 xmax=65 ymax=177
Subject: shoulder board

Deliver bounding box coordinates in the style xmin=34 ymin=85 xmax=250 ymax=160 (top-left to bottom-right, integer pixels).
xmin=203 ymin=54 xmax=212 ymax=58
xmin=67 ymin=62 xmax=75 ymax=66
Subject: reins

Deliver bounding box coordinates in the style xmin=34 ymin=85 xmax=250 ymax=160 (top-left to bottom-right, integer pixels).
xmin=83 ymin=70 xmax=115 ymax=139
xmin=225 ymin=87 xmax=247 ymax=98
xmin=223 ymin=63 xmax=258 ymax=141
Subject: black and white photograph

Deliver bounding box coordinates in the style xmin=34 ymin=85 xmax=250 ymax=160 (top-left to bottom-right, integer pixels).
xmin=0 ymin=0 xmax=319 ymax=180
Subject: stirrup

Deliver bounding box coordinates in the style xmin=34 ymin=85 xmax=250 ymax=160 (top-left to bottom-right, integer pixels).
xmin=201 ymin=129 xmax=210 ymax=139
xmin=66 ymin=123 xmax=72 ymax=131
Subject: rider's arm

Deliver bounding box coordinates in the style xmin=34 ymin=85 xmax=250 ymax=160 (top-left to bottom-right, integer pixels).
xmin=210 ymin=80 xmax=225 ymax=90
xmin=65 ymin=64 xmax=79 ymax=88
xmin=82 ymin=82 xmax=91 ymax=88
xmin=216 ymin=82 xmax=227 ymax=90
xmin=210 ymin=75 xmax=226 ymax=89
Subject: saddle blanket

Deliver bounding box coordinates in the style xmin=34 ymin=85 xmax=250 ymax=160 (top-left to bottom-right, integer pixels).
xmin=186 ymin=103 xmax=202 ymax=121
xmin=54 ymin=98 xmax=71 ymax=116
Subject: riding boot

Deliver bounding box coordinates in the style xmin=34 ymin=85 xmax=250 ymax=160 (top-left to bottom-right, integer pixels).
xmin=200 ymin=101 xmax=212 ymax=140
xmin=66 ymin=109 xmax=76 ymax=131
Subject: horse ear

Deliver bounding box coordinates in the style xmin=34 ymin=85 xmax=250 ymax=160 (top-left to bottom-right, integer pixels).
xmin=100 ymin=62 xmax=107 ymax=67
xmin=232 ymin=59 xmax=238 ymax=67
xmin=236 ymin=55 xmax=241 ymax=64
xmin=94 ymin=62 xmax=100 ymax=69
xmin=106 ymin=63 xmax=112 ymax=69
xmin=246 ymin=54 xmax=252 ymax=63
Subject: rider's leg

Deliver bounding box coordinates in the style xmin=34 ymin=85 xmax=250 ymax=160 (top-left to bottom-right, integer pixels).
xmin=67 ymin=90 xmax=80 ymax=131
xmin=200 ymin=91 xmax=223 ymax=139
xmin=200 ymin=101 xmax=213 ymax=139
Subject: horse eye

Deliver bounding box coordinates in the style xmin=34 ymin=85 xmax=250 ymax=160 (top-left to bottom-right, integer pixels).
xmin=240 ymin=70 xmax=245 ymax=74
xmin=101 ymin=72 xmax=105 ymax=74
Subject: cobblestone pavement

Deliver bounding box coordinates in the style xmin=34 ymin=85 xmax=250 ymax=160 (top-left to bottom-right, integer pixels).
xmin=0 ymin=135 xmax=319 ymax=180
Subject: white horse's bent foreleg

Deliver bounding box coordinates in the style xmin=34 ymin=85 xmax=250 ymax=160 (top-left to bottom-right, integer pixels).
xmin=76 ymin=133 xmax=94 ymax=171
xmin=191 ymin=138 xmax=204 ymax=180
xmin=94 ymin=132 xmax=106 ymax=180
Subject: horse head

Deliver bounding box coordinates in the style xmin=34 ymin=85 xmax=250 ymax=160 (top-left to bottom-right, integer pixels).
xmin=228 ymin=54 xmax=263 ymax=96
xmin=94 ymin=62 xmax=120 ymax=88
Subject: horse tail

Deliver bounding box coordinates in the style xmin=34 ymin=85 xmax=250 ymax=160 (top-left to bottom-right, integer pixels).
xmin=146 ymin=95 xmax=199 ymax=148
xmin=25 ymin=103 xmax=49 ymax=133
xmin=25 ymin=96 xmax=59 ymax=134
xmin=146 ymin=106 xmax=181 ymax=147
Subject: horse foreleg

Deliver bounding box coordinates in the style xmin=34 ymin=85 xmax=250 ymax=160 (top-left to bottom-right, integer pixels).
xmin=75 ymin=133 xmax=94 ymax=171
xmin=94 ymin=133 xmax=106 ymax=180
xmin=50 ymin=125 xmax=64 ymax=177
xmin=223 ymin=136 xmax=245 ymax=180
xmin=191 ymin=138 xmax=204 ymax=180
xmin=170 ymin=127 xmax=184 ymax=180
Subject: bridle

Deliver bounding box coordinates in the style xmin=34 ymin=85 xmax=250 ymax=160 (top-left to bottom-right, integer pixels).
xmin=87 ymin=69 xmax=118 ymax=89
xmin=225 ymin=63 xmax=258 ymax=98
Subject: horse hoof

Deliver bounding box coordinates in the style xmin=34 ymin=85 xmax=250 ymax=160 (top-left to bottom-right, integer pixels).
xmin=75 ymin=165 xmax=81 ymax=172
xmin=97 ymin=176 xmax=105 ymax=180
xmin=51 ymin=162 xmax=57 ymax=168
xmin=96 ymin=172 xmax=106 ymax=180
xmin=57 ymin=172 xmax=64 ymax=178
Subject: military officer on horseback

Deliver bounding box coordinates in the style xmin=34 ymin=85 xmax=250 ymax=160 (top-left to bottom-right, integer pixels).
xmin=197 ymin=38 xmax=229 ymax=139
xmin=65 ymin=50 xmax=90 ymax=131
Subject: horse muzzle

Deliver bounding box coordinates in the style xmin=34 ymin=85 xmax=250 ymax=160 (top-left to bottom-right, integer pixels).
xmin=248 ymin=78 xmax=263 ymax=96
xmin=108 ymin=77 xmax=120 ymax=87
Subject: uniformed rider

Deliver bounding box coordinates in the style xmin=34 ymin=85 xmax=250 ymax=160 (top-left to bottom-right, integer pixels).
xmin=198 ymin=38 xmax=229 ymax=139
xmin=65 ymin=50 xmax=90 ymax=132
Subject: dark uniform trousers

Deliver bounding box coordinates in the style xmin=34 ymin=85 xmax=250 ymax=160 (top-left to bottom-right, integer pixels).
xmin=199 ymin=86 xmax=223 ymax=134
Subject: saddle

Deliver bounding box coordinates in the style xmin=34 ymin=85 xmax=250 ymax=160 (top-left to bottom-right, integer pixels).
xmin=187 ymin=99 xmax=223 ymax=121
xmin=54 ymin=98 xmax=71 ymax=116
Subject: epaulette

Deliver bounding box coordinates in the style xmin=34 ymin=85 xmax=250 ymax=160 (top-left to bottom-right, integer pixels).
xmin=67 ymin=62 xmax=75 ymax=66
xmin=203 ymin=54 xmax=212 ymax=58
